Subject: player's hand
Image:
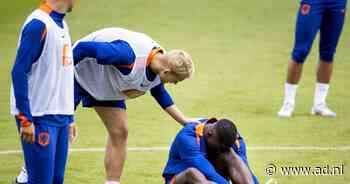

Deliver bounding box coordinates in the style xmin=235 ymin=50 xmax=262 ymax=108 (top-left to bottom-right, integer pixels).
xmin=69 ymin=122 xmax=78 ymax=143
xmin=20 ymin=123 xmax=35 ymax=144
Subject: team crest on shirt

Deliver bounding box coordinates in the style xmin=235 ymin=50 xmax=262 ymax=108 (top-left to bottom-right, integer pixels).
xmin=301 ymin=4 xmax=311 ymax=15
xmin=38 ymin=132 xmax=50 ymax=147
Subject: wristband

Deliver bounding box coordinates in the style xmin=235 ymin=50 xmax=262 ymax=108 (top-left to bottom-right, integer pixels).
xmin=17 ymin=113 xmax=32 ymax=127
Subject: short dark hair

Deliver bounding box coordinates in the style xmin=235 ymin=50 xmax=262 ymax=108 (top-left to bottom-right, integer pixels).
xmin=215 ymin=119 xmax=237 ymax=152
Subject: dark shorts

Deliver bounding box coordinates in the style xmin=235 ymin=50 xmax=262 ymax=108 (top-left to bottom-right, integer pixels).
xmin=292 ymin=0 xmax=347 ymax=63
xmin=74 ymin=80 xmax=126 ymax=110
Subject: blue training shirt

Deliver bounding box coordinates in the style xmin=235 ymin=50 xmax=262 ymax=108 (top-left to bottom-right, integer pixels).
xmin=12 ymin=10 xmax=73 ymax=126
xmin=163 ymin=123 xmax=229 ymax=184
xmin=73 ymin=41 xmax=174 ymax=109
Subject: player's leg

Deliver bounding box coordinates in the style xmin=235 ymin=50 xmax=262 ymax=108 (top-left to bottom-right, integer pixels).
xmin=169 ymin=168 xmax=214 ymax=184
xmin=311 ymin=0 xmax=347 ymax=117
xmin=18 ymin=118 xmax=58 ymax=184
xmin=94 ymin=105 xmax=128 ymax=184
xmin=53 ymin=124 xmax=70 ymax=184
xmin=279 ymin=0 xmax=324 ymax=117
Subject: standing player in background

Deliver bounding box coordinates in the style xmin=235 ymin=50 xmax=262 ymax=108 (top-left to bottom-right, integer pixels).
xmin=73 ymin=28 xmax=196 ymax=184
xmin=11 ymin=0 xmax=77 ymax=184
xmin=278 ymin=0 xmax=347 ymax=118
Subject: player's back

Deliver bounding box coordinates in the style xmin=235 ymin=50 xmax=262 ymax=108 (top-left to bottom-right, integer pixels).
xmin=73 ymin=27 xmax=163 ymax=101
xmin=163 ymin=123 xmax=199 ymax=176
xmin=74 ymin=27 xmax=160 ymax=57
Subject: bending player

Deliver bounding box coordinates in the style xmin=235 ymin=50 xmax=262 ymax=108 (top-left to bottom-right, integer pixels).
xmin=163 ymin=118 xmax=259 ymax=184
xmin=73 ymin=28 xmax=197 ymax=184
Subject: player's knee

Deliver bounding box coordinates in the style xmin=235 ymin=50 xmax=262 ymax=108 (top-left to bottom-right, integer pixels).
xmin=319 ymin=49 xmax=335 ymax=63
xmin=184 ymin=168 xmax=203 ymax=181
xmin=292 ymin=47 xmax=310 ymax=64
xmin=109 ymin=120 xmax=128 ymax=141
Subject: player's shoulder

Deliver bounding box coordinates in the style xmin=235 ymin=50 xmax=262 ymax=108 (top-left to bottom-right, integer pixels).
xmin=24 ymin=8 xmax=51 ymax=26
xmin=182 ymin=123 xmax=198 ymax=131
xmin=176 ymin=123 xmax=197 ymax=139
xmin=21 ymin=19 xmax=46 ymax=37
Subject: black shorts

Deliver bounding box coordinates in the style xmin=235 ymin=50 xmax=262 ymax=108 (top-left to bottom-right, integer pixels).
xmin=74 ymin=80 xmax=126 ymax=110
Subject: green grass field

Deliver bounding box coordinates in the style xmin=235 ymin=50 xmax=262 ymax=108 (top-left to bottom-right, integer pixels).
xmin=1 ymin=0 xmax=350 ymax=183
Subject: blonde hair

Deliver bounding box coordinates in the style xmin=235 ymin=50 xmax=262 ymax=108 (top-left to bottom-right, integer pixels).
xmin=167 ymin=49 xmax=195 ymax=81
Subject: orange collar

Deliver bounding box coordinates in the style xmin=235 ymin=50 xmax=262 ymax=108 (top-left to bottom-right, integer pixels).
xmin=146 ymin=47 xmax=164 ymax=66
xmin=235 ymin=139 xmax=241 ymax=149
xmin=39 ymin=3 xmax=53 ymax=14
xmin=195 ymin=123 xmax=205 ymax=144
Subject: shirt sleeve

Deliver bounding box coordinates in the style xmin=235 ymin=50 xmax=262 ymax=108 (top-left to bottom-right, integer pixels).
xmin=150 ymin=83 xmax=174 ymax=109
xmin=73 ymin=40 xmax=135 ymax=65
xmin=11 ymin=19 xmax=46 ymax=123
xmin=177 ymin=134 xmax=229 ymax=184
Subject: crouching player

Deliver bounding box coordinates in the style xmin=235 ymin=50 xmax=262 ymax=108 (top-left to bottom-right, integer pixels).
xmin=206 ymin=119 xmax=259 ymax=184
xmin=163 ymin=118 xmax=259 ymax=184
xmin=76 ymin=27 xmax=197 ymax=184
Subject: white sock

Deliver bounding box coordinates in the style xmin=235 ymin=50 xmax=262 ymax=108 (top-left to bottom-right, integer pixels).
xmin=314 ymin=82 xmax=329 ymax=106
xmin=283 ymin=83 xmax=298 ymax=105
xmin=105 ymin=181 xmax=120 ymax=184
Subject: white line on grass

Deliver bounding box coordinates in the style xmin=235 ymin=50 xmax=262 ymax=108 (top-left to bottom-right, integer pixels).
xmin=0 ymin=146 xmax=350 ymax=155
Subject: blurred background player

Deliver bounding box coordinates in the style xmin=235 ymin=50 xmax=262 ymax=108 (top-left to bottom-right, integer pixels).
xmin=11 ymin=0 xmax=77 ymax=184
xmin=278 ymin=0 xmax=347 ymax=118
xmin=73 ymin=28 xmax=196 ymax=184
xmin=162 ymin=118 xmax=257 ymax=184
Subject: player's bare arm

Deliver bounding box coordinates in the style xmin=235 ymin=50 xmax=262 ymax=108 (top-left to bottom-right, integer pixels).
xmin=219 ymin=151 xmax=254 ymax=184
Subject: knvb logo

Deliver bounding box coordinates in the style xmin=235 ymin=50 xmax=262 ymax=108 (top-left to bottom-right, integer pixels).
xmin=38 ymin=132 xmax=50 ymax=147
xmin=301 ymin=4 xmax=311 ymax=15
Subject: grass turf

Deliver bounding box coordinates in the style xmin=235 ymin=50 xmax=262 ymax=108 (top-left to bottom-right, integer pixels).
xmin=0 ymin=0 xmax=349 ymax=183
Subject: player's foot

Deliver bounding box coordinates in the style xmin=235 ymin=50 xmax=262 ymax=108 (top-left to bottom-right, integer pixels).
xmin=278 ymin=102 xmax=294 ymax=118
xmin=13 ymin=167 xmax=27 ymax=184
xmin=311 ymin=104 xmax=336 ymax=117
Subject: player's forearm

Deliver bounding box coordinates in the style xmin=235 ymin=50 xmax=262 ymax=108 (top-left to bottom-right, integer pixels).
xmin=12 ymin=71 xmax=32 ymax=122
xmin=12 ymin=59 xmax=31 ymax=119
xmin=229 ymin=170 xmax=253 ymax=184
xmin=165 ymin=105 xmax=188 ymax=125
xmin=226 ymin=152 xmax=254 ymax=184
xmin=11 ymin=20 xmax=46 ymax=122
